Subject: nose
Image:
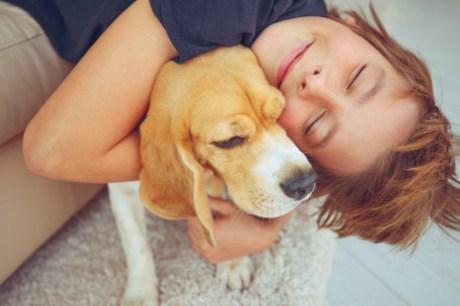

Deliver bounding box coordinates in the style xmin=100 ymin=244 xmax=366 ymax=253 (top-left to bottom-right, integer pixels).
xmin=280 ymin=170 xmax=317 ymax=201
xmin=298 ymin=66 xmax=327 ymax=98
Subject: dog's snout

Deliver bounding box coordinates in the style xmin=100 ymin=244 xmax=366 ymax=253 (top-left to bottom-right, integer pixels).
xmin=280 ymin=170 xmax=317 ymax=200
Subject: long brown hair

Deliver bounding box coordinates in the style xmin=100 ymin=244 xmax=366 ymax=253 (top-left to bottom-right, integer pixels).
xmin=314 ymin=5 xmax=460 ymax=247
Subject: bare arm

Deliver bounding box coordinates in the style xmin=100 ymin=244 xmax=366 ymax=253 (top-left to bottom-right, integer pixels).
xmin=23 ymin=0 xmax=178 ymax=183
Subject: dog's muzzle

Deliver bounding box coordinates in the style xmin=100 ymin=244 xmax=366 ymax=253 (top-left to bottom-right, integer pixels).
xmin=280 ymin=170 xmax=317 ymax=200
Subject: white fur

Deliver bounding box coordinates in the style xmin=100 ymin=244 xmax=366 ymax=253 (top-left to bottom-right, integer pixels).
xmin=242 ymin=132 xmax=313 ymax=218
xmin=109 ymin=182 xmax=258 ymax=304
xmin=109 ymin=132 xmax=314 ymax=303
xmin=109 ymin=182 xmax=159 ymax=306
xmin=216 ymin=256 xmax=255 ymax=291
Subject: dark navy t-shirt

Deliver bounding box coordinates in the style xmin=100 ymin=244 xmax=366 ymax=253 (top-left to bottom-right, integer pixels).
xmin=6 ymin=0 xmax=327 ymax=63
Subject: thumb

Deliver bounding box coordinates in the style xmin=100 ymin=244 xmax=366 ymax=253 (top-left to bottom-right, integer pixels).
xmin=208 ymin=197 xmax=238 ymax=216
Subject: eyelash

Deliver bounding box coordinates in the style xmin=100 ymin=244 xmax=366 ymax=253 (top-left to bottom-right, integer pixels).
xmin=347 ymin=65 xmax=367 ymax=90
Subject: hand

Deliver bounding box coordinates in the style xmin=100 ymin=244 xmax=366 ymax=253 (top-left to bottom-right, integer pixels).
xmin=187 ymin=197 xmax=291 ymax=263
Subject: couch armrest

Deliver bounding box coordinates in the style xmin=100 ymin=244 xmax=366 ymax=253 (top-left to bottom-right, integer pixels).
xmin=0 ymin=134 xmax=104 ymax=284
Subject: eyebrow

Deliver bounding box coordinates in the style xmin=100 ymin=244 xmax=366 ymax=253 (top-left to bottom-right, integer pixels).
xmin=359 ymin=67 xmax=386 ymax=105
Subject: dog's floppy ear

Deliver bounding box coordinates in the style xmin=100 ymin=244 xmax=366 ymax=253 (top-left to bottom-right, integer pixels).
xmin=139 ymin=106 xmax=216 ymax=247
xmin=233 ymin=49 xmax=286 ymax=120
xmin=176 ymin=140 xmax=216 ymax=247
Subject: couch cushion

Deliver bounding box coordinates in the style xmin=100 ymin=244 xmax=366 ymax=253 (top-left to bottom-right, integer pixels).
xmin=0 ymin=2 xmax=74 ymax=145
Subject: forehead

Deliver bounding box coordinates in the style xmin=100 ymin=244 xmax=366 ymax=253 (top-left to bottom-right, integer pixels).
xmin=187 ymin=86 xmax=251 ymax=138
xmin=190 ymin=82 xmax=252 ymax=118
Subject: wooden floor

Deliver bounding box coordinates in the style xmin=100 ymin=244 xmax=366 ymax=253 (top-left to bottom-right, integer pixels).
xmin=324 ymin=227 xmax=460 ymax=306
xmin=323 ymin=1 xmax=460 ymax=305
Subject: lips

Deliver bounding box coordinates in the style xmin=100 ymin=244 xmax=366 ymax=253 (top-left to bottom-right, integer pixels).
xmin=277 ymin=41 xmax=314 ymax=87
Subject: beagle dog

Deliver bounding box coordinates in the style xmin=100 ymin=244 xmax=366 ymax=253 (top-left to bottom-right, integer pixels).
xmin=109 ymin=45 xmax=316 ymax=305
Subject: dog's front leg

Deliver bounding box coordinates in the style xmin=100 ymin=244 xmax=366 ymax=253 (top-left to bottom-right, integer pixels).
xmin=216 ymin=256 xmax=255 ymax=291
xmin=108 ymin=182 xmax=159 ymax=306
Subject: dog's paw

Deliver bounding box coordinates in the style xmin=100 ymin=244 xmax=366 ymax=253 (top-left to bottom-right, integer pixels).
xmin=121 ymin=294 xmax=159 ymax=306
xmin=121 ymin=278 xmax=159 ymax=306
xmin=216 ymin=256 xmax=255 ymax=291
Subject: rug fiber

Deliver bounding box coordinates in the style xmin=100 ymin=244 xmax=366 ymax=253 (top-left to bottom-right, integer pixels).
xmin=0 ymin=189 xmax=336 ymax=306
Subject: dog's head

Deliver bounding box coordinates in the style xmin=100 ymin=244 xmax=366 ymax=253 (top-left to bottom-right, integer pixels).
xmin=139 ymin=46 xmax=315 ymax=246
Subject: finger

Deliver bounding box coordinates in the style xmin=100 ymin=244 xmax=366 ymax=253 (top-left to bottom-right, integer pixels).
xmin=208 ymin=197 xmax=238 ymax=215
xmin=187 ymin=218 xmax=215 ymax=247
xmin=186 ymin=217 xmax=200 ymax=232
xmin=187 ymin=218 xmax=205 ymax=241
xmin=189 ymin=234 xmax=217 ymax=260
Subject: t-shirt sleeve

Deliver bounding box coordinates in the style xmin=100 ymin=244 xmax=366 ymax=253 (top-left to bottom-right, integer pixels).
xmin=149 ymin=0 xmax=327 ymax=63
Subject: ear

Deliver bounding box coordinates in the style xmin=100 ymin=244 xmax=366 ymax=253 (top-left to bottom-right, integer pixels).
xmin=139 ymin=112 xmax=216 ymax=247
xmin=262 ymin=89 xmax=285 ymax=121
xmin=238 ymin=62 xmax=286 ymax=121
xmin=344 ymin=16 xmax=358 ymax=27
xmin=344 ymin=16 xmax=384 ymax=37
xmin=176 ymin=141 xmax=216 ymax=247
xmin=230 ymin=48 xmax=286 ymax=121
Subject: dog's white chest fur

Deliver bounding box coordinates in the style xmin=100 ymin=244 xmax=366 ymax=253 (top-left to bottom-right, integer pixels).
xmin=109 ymin=181 xmax=255 ymax=305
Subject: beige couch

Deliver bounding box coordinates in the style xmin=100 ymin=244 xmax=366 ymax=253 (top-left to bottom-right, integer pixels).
xmin=0 ymin=2 xmax=104 ymax=284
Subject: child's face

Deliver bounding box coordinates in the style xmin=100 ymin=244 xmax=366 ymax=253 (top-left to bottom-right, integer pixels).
xmin=252 ymin=17 xmax=421 ymax=175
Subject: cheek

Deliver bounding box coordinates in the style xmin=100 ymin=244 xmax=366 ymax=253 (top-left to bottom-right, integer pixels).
xmin=278 ymin=106 xmax=299 ymax=136
xmin=277 ymin=105 xmax=307 ymax=151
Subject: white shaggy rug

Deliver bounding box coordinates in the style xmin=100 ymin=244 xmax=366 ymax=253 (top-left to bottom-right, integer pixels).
xmin=0 ymin=189 xmax=336 ymax=306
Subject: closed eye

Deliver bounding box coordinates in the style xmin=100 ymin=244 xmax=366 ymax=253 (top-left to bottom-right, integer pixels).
xmin=304 ymin=110 xmax=326 ymax=135
xmin=347 ymin=65 xmax=366 ymax=90
xmin=212 ymin=136 xmax=245 ymax=149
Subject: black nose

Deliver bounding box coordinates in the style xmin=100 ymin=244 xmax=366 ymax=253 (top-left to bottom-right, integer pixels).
xmin=280 ymin=170 xmax=317 ymax=200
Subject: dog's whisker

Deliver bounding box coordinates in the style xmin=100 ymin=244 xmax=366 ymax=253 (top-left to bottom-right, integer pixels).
xmin=231 ymin=208 xmax=246 ymax=229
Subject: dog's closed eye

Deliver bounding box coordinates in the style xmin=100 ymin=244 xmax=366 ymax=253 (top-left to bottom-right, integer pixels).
xmin=212 ymin=136 xmax=245 ymax=149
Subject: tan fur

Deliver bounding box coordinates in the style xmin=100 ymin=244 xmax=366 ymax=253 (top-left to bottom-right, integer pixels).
xmin=139 ymin=45 xmax=309 ymax=247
